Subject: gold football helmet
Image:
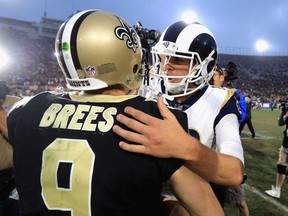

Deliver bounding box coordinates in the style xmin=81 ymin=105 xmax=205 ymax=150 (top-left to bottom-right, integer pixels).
xmin=55 ymin=9 xmax=143 ymax=91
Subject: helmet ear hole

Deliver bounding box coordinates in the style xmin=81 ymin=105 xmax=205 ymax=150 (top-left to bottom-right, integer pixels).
xmin=133 ymin=64 xmax=139 ymax=74
xmin=207 ymin=60 xmax=216 ymax=73
xmin=193 ymin=57 xmax=200 ymax=66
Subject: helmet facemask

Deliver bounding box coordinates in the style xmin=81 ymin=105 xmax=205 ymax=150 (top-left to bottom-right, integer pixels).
xmin=142 ymin=21 xmax=218 ymax=100
xmin=150 ymin=41 xmax=216 ymax=99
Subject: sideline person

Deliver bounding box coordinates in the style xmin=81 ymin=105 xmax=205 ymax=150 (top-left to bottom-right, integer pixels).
xmin=265 ymin=101 xmax=288 ymax=198
xmin=209 ymin=64 xmax=225 ymax=87
xmin=7 ymin=10 xmax=224 ymax=216
xmin=239 ymin=97 xmax=256 ymax=138
xmin=210 ymin=65 xmax=249 ymax=216
xmin=0 ymin=81 xmax=21 ymax=216
xmin=0 ymin=81 xmax=13 ymax=170
xmin=222 ymin=62 xmax=246 ymax=124
xmin=113 ymin=20 xmax=244 ymax=187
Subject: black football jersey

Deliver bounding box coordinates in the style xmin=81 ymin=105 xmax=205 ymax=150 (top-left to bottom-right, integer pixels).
xmin=7 ymin=92 xmax=188 ymax=216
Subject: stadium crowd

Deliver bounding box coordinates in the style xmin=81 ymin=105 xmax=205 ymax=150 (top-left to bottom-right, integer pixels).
xmin=0 ymin=27 xmax=287 ymax=104
xmin=218 ymin=54 xmax=288 ymax=104
xmin=0 ymin=28 xmax=65 ymax=97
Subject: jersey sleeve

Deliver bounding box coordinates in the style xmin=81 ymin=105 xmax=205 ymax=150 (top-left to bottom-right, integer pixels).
xmin=6 ymin=97 xmax=32 ymax=145
xmin=215 ymin=114 xmax=244 ymax=165
xmin=214 ymin=91 xmax=242 ymax=128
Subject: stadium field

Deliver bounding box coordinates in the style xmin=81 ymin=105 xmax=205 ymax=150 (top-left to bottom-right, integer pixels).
xmin=224 ymin=108 xmax=288 ymax=215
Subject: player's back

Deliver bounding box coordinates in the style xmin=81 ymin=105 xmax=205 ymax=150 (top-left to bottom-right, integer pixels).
xmin=7 ymin=91 xmax=186 ymax=216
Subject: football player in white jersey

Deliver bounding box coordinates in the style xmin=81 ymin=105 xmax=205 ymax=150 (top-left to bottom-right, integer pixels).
xmin=113 ymin=21 xmax=244 ymax=188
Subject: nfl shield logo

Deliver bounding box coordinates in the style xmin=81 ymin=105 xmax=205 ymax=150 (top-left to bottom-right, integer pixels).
xmin=85 ymin=66 xmax=97 ymax=77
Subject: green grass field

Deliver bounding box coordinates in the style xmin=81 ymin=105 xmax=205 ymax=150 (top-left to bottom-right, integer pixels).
xmin=224 ymin=108 xmax=288 ymax=215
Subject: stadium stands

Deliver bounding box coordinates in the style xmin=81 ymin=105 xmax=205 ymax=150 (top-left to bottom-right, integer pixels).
xmin=218 ymin=54 xmax=288 ymax=105
xmin=0 ymin=17 xmax=287 ymax=106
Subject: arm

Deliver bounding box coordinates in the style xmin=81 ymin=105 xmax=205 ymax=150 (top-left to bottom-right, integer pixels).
xmin=167 ymin=165 xmax=224 ymax=216
xmin=206 ymin=113 xmax=244 ymax=185
xmin=184 ymin=135 xmax=244 ymax=186
xmin=113 ymin=96 xmax=244 ymax=186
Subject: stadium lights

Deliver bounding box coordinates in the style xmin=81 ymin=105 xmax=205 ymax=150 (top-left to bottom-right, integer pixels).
xmin=255 ymin=40 xmax=269 ymax=53
xmin=0 ymin=48 xmax=10 ymax=69
xmin=181 ymin=10 xmax=199 ymax=23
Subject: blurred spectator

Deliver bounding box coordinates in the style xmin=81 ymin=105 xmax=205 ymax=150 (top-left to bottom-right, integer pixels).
xmin=239 ymin=97 xmax=256 ymax=138
xmin=265 ymin=103 xmax=288 ymax=198
xmin=210 ymin=64 xmax=250 ymax=216
xmin=0 ymin=80 xmax=20 ymax=216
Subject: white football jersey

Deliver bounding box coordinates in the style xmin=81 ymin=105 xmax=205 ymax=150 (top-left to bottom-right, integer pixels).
xmin=141 ymin=80 xmax=244 ymax=164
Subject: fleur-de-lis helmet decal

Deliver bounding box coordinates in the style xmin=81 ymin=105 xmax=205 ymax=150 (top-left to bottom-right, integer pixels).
xmin=115 ymin=17 xmax=139 ymax=53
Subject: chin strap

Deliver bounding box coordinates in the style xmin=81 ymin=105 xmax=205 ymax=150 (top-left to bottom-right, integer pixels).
xmin=140 ymin=83 xmax=175 ymax=101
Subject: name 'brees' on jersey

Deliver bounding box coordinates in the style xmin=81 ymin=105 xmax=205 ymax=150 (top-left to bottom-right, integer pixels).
xmin=39 ymin=103 xmax=116 ymax=133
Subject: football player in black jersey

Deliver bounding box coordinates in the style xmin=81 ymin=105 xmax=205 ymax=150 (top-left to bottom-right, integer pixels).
xmin=7 ymin=10 xmax=223 ymax=216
